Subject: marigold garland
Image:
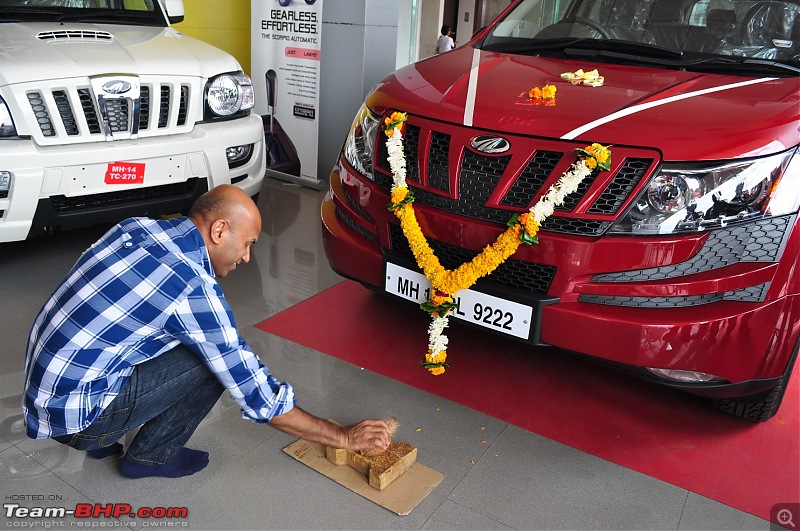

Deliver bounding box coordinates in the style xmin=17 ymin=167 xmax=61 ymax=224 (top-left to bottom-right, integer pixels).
xmin=517 ymin=84 xmax=557 ymax=107
xmin=383 ymin=111 xmax=611 ymax=375
xmin=528 ymin=84 xmax=557 ymax=100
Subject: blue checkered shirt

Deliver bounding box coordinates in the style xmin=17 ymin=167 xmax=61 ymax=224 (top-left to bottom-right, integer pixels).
xmin=23 ymin=216 xmax=295 ymax=439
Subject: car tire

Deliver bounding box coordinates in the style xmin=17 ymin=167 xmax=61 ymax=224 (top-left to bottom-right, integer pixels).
xmin=712 ymin=340 xmax=798 ymax=422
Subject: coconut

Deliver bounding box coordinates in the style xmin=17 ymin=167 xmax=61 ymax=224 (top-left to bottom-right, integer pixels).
xmin=360 ymin=416 xmax=399 ymax=457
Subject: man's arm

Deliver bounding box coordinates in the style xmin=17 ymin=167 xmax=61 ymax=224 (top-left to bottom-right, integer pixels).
xmin=268 ymin=407 xmax=391 ymax=452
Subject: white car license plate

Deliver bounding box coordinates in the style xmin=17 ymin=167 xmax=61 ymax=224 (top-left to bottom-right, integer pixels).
xmin=385 ymin=262 xmax=533 ymax=340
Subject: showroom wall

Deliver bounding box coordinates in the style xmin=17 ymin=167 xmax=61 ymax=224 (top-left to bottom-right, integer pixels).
xmin=175 ymin=1 xmax=399 ymax=189
xmin=174 ymin=1 xmax=400 ymax=188
xmin=174 ymin=0 xmax=252 ymax=75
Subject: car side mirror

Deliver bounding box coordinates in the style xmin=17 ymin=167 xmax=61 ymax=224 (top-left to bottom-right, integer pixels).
xmin=164 ymin=0 xmax=185 ymax=24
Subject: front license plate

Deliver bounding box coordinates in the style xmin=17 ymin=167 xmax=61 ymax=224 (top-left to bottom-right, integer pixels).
xmin=385 ymin=262 xmax=533 ymax=340
xmin=105 ymin=161 xmax=145 ymax=184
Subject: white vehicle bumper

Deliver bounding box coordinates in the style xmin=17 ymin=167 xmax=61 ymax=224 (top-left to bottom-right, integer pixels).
xmin=0 ymin=114 xmax=265 ymax=243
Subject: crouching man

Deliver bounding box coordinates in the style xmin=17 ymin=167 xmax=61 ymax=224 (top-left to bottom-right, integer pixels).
xmin=22 ymin=184 xmax=390 ymax=478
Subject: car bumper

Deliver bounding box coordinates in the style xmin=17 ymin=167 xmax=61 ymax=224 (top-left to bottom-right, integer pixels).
xmin=0 ymin=114 xmax=265 ymax=242
xmin=322 ymin=162 xmax=800 ymax=395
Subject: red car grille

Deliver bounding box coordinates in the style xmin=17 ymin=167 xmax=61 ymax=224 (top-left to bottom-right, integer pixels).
xmin=374 ymin=116 xmax=656 ymax=236
xmin=386 ymin=223 xmax=557 ymax=295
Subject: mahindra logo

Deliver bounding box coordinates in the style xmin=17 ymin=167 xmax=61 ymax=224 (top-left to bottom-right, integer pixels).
xmin=470 ymin=135 xmax=510 ymax=154
xmin=101 ymin=80 xmax=132 ymax=95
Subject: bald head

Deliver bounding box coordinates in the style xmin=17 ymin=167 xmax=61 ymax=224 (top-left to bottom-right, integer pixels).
xmin=190 ymin=185 xmax=262 ymax=277
xmin=190 ymin=184 xmax=259 ymax=225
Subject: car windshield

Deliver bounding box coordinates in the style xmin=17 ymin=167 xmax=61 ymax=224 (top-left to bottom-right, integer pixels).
xmin=480 ymin=0 xmax=800 ymax=71
xmin=0 ymin=0 xmax=166 ymax=26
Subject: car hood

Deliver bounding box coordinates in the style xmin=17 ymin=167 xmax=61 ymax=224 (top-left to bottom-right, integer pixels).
xmin=0 ymin=23 xmax=240 ymax=85
xmin=370 ymin=46 xmax=800 ymax=161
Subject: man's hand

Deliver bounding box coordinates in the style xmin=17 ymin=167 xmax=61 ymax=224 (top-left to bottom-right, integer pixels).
xmin=343 ymin=419 xmax=392 ymax=453
xmin=268 ymin=407 xmax=391 ymax=452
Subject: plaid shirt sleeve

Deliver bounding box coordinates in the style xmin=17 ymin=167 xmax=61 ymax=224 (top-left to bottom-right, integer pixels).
xmin=165 ymin=278 xmax=295 ymax=423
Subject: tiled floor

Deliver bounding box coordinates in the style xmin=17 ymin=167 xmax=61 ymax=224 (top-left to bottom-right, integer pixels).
xmin=0 ymin=178 xmax=772 ymax=530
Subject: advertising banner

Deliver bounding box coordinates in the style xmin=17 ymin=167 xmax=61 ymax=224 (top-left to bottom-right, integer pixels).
xmin=252 ymin=0 xmax=324 ymax=189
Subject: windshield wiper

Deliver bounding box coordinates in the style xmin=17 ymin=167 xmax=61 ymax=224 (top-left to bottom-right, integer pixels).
xmin=682 ymin=56 xmax=800 ymax=75
xmin=563 ymin=39 xmax=684 ymax=59
xmin=0 ymin=8 xmax=65 ymax=21
xmin=55 ymin=10 xmax=155 ymax=23
xmin=737 ymin=58 xmax=799 ymax=74
xmin=481 ymin=37 xmax=587 ymax=54
xmin=483 ymin=37 xmax=684 ymax=62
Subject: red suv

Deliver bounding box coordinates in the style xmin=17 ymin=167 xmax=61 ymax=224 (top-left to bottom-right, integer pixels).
xmin=321 ymin=0 xmax=800 ymax=421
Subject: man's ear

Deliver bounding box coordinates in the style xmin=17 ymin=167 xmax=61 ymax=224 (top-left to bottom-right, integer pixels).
xmin=209 ymin=219 xmax=228 ymax=244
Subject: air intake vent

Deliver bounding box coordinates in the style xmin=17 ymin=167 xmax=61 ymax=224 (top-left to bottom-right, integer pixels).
xmin=52 ymin=90 xmax=79 ymax=136
xmin=27 ymin=92 xmax=55 ymax=137
xmin=158 ymin=86 xmax=171 ymax=128
xmin=37 ymin=30 xmax=113 ymax=42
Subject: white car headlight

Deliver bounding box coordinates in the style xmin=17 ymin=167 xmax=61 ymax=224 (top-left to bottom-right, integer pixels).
xmin=343 ymin=104 xmax=381 ymax=180
xmin=610 ymin=148 xmax=799 ymax=234
xmin=206 ymin=73 xmax=254 ymax=117
xmin=0 ymin=96 xmax=18 ymax=137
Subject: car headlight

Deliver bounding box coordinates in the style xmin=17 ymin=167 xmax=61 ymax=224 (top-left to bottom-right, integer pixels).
xmin=343 ymin=103 xmax=380 ymax=180
xmin=206 ymin=72 xmax=254 ymax=117
xmin=0 ymin=96 xmax=18 ymax=137
xmin=609 ymin=148 xmax=799 ymax=234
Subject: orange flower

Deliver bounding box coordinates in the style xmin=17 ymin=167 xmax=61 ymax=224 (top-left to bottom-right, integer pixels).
xmin=383 ymin=112 xmax=407 ymax=138
xmin=391 ymin=187 xmax=409 ymax=205
xmin=518 ymin=212 xmax=540 ymax=236
xmin=528 ymin=85 xmax=557 ymax=100
xmin=432 ymin=295 xmax=451 ymax=306
xmin=426 ymin=350 xmax=447 ymax=364
xmin=591 ymin=143 xmax=610 ymax=165
xmin=429 ymin=366 xmax=446 ymax=376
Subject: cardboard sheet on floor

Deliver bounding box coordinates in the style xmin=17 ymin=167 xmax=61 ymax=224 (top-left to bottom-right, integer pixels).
xmin=283 ymin=439 xmax=444 ymax=515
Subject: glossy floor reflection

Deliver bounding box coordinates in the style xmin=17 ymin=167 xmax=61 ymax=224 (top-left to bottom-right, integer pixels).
xmin=0 ymin=178 xmax=771 ymax=530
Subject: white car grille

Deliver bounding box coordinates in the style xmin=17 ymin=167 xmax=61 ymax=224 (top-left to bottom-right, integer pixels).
xmin=20 ymin=75 xmax=199 ymax=145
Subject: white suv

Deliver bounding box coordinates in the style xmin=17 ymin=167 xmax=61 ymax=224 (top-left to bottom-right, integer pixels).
xmin=0 ymin=0 xmax=266 ymax=243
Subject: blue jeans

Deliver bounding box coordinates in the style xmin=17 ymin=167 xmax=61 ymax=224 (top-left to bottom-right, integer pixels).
xmin=54 ymin=345 xmax=224 ymax=465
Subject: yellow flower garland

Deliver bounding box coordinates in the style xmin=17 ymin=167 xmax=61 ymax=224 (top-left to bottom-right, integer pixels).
xmin=383 ymin=112 xmax=611 ymax=375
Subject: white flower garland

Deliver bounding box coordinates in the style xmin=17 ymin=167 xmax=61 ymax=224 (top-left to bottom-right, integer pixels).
xmin=386 ymin=131 xmax=407 ymax=188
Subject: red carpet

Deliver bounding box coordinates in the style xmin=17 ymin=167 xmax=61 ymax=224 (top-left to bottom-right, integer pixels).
xmin=256 ymin=280 xmax=799 ymax=523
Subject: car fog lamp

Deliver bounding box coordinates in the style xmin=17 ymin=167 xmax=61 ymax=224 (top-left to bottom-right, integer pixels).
xmin=646 ymin=367 xmax=726 ymax=383
xmin=226 ymin=144 xmax=253 ymax=163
